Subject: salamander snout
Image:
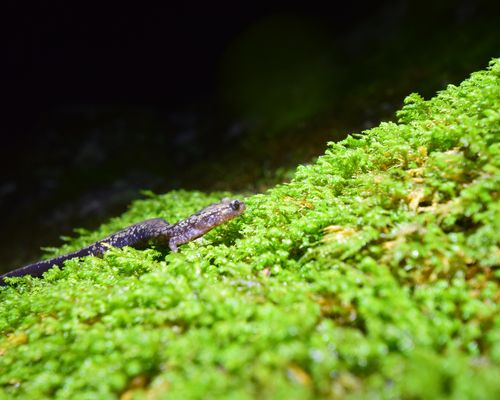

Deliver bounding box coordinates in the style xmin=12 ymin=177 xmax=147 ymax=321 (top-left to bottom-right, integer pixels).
xmin=229 ymin=199 xmax=245 ymax=212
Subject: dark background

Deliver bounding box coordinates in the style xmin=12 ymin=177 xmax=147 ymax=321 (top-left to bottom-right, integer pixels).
xmin=1 ymin=0 xmax=499 ymax=272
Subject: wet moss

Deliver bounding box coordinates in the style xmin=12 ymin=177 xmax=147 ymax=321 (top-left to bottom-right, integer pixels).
xmin=1 ymin=59 xmax=499 ymax=399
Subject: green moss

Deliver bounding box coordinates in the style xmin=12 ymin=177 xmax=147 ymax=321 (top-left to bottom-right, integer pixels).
xmin=1 ymin=59 xmax=499 ymax=399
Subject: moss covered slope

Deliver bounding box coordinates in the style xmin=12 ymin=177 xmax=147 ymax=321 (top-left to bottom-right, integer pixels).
xmin=1 ymin=59 xmax=499 ymax=399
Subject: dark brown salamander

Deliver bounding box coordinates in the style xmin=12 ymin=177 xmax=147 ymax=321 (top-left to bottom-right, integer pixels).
xmin=0 ymin=198 xmax=246 ymax=286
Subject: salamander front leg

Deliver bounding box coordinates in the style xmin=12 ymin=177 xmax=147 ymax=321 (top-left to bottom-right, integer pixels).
xmin=167 ymin=237 xmax=180 ymax=253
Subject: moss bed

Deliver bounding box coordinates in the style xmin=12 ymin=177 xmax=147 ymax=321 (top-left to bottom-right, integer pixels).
xmin=1 ymin=59 xmax=499 ymax=399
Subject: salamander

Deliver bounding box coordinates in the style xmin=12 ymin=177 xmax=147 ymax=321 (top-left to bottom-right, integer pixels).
xmin=0 ymin=198 xmax=246 ymax=286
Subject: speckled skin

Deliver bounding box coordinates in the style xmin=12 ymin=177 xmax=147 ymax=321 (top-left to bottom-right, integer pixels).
xmin=0 ymin=199 xmax=245 ymax=285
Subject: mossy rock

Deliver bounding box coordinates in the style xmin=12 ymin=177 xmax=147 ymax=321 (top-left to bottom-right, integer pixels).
xmin=1 ymin=59 xmax=499 ymax=399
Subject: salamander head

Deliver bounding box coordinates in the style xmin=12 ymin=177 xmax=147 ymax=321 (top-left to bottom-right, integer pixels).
xmin=172 ymin=197 xmax=246 ymax=238
xmin=198 ymin=197 xmax=245 ymax=225
xmin=216 ymin=198 xmax=246 ymax=219
xmin=167 ymin=198 xmax=246 ymax=252
xmin=184 ymin=198 xmax=246 ymax=228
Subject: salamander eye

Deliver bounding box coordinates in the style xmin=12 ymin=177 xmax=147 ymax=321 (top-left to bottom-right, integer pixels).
xmin=230 ymin=200 xmax=241 ymax=211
